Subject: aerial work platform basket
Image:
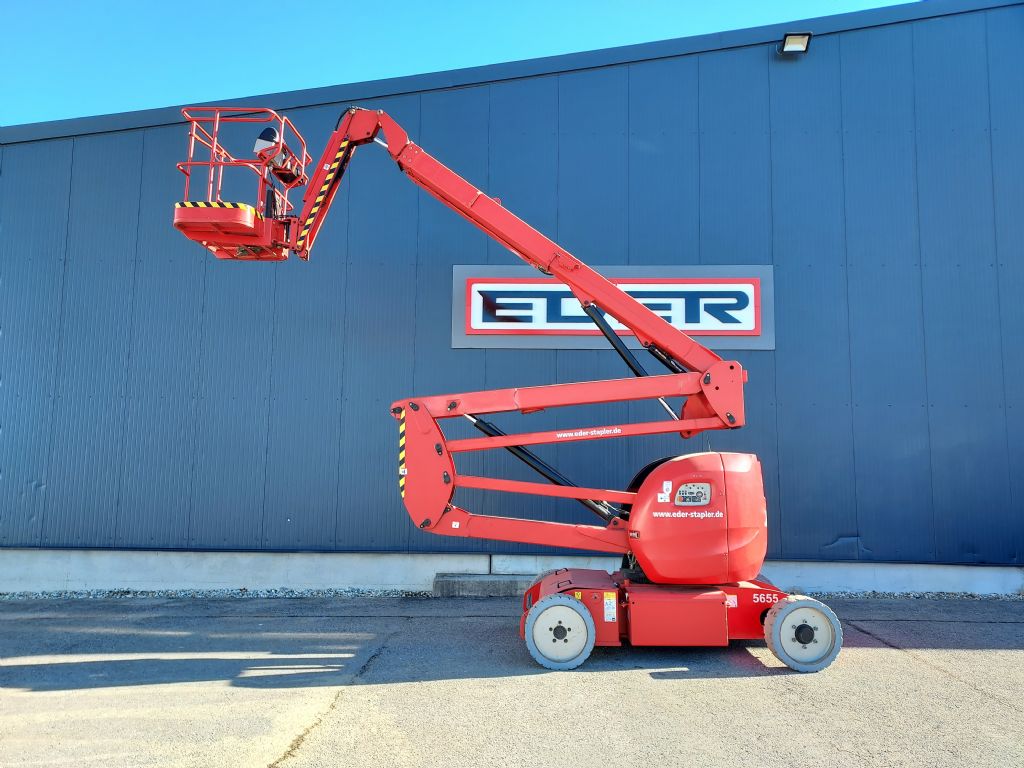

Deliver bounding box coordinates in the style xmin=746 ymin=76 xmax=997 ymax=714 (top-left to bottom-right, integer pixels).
xmin=173 ymin=107 xmax=311 ymax=260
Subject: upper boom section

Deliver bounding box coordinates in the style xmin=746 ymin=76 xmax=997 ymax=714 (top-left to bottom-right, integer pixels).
xmin=173 ymin=105 xmax=746 ymax=417
xmin=295 ymin=108 xmax=724 ymax=376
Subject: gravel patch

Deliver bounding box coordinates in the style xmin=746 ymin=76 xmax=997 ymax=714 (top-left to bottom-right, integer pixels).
xmin=807 ymin=590 xmax=1024 ymax=601
xmin=0 ymin=587 xmax=433 ymax=600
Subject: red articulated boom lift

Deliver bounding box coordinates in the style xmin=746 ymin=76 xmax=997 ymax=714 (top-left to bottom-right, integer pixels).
xmin=174 ymin=106 xmax=842 ymax=672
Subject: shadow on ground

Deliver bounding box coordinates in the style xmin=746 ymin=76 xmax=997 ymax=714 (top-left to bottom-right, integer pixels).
xmin=1 ymin=597 xmax=1021 ymax=693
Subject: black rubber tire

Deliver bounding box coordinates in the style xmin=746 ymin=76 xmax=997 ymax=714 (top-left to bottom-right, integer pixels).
xmin=764 ymin=595 xmax=843 ymax=672
xmin=524 ymin=593 xmax=596 ymax=670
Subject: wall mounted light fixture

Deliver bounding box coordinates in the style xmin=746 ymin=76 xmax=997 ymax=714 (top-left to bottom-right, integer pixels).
xmin=778 ymin=32 xmax=812 ymax=55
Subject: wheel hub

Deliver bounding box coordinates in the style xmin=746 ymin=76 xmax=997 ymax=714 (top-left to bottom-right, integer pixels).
xmin=777 ymin=604 xmax=836 ymax=665
xmin=794 ymin=623 xmax=815 ymax=645
xmin=529 ymin=602 xmax=589 ymax=663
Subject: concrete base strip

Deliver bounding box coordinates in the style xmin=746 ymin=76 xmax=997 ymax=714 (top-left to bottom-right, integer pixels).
xmin=433 ymin=573 xmax=536 ymax=597
xmin=0 ymin=549 xmax=1021 ymax=596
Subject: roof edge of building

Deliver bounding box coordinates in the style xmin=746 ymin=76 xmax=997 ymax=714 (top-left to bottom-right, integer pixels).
xmin=1 ymin=0 xmax=1018 ymax=145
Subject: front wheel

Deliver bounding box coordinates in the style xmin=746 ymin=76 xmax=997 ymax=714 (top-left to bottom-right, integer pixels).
xmin=764 ymin=595 xmax=842 ymax=672
xmin=524 ymin=594 xmax=596 ymax=670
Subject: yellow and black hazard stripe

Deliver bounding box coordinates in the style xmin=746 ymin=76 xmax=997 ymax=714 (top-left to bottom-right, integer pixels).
xmin=398 ymin=409 xmax=407 ymax=498
xmin=175 ymin=201 xmax=263 ymax=218
xmin=295 ymin=140 xmax=349 ymax=249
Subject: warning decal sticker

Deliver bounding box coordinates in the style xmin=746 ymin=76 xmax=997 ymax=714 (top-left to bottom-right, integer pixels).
xmin=603 ymin=592 xmax=617 ymax=623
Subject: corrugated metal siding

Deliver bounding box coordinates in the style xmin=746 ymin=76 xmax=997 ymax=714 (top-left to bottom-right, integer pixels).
xmin=1 ymin=2 xmax=1021 ymax=564
xmin=335 ymin=94 xmax=421 ymax=551
xmin=840 ymin=23 xmax=935 ymax=562
xmin=260 ymin=104 xmax=349 ymax=551
xmin=770 ymin=36 xmax=860 ymax=560
xmin=913 ymin=13 xmax=1013 ymax=563
xmin=987 ymin=6 xmax=1024 ymax=562
xmin=0 ymin=139 xmax=74 ymax=546
xmin=117 ymin=125 xmax=205 ymax=548
xmin=42 ymin=132 xmax=143 ymax=548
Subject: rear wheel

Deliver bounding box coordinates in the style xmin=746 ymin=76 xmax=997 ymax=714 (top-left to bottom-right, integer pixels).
xmin=764 ymin=595 xmax=842 ymax=672
xmin=524 ymin=593 xmax=596 ymax=670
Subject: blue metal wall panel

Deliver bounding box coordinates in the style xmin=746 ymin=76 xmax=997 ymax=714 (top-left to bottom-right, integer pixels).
xmin=985 ymin=4 xmax=1024 ymax=563
xmin=187 ymin=262 xmax=275 ymax=549
xmin=2 ymin=2 xmax=1021 ymax=564
xmin=261 ymin=104 xmax=350 ymax=550
xmin=913 ymin=13 xmax=1012 ymax=563
xmin=334 ymin=94 xmax=421 ymax=551
xmin=839 ymin=25 xmax=936 ymax=562
xmin=116 ymin=125 xmax=205 ymax=549
xmin=627 ymin=57 xmax=700 ymax=266
xmin=770 ymin=36 xmax=860 ymax=559
xmin=0 ymin=140 xmax=73 ymax=546
xmin=40 ymin=133 xmax=142 ymax=547
xmin=698 ymin=47 xmax=773 ymax=265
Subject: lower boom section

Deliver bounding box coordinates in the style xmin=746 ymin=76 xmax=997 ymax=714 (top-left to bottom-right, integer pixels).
xmin=520 ymin=568 xmax=843 ymax=673
xmin=425 ymin=506 xmax=629 ymax=554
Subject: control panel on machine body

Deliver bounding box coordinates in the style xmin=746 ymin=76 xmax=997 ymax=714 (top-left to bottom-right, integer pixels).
xmin=674 ymin=482 xmax=712 ymax=507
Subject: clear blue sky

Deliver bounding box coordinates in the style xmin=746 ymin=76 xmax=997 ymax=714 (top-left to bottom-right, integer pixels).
xmin=5 ymin=0 xmax=916 ymax=126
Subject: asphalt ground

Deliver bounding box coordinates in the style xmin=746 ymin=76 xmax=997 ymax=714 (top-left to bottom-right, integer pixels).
xmin=1 ymin=596 xmax=1022 ymax=768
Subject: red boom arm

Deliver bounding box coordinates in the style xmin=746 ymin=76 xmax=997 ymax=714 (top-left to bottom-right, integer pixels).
xmin=293 ymin=108 xmax=747 ymax=552
xmin=294 ymin=108 xmax=728 ymax=377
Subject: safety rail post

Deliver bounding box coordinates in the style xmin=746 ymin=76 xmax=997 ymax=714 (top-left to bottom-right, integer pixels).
xmin=207 ymin=111 xmax=221 ymax=202
xmin=183 ymin=122 xmax=196 ymax=200
xmin=216 ymin=147 xmax=225 ymax=202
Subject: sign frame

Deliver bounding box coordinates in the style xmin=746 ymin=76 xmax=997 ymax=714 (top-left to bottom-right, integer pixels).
xmin=451 ymin=264 xmax=775 ymax=351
